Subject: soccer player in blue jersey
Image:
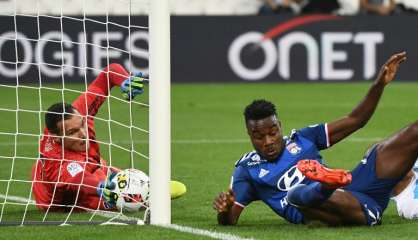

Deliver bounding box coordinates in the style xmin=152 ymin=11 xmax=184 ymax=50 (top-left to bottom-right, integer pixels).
xmin=213 ymin=52 xmax=411 ymax=226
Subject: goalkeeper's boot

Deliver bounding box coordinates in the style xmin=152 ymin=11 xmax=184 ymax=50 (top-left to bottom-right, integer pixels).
xmin=297 ymin=160 xmax=352 ymax=189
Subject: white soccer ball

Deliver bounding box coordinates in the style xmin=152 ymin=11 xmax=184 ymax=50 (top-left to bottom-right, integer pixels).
xmin=111 ymin=168 xmax=149 ymax=212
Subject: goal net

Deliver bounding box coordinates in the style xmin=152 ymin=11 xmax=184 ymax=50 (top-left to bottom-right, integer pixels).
xmin=0 ymin=0 xmax=170 ymax=226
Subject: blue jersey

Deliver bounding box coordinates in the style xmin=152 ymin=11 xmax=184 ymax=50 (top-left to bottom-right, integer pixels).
xmin=231 ymin=124 xmax=330 ymax=224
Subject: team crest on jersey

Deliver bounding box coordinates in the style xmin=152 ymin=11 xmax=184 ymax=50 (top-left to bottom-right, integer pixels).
xmin=277 ymin=166 xmax=305 ymax=191
xmin=286 ymin=143 xmax=301 ymax=155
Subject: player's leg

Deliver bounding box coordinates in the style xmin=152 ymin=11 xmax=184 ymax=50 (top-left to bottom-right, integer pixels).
xmin=374 ymin=121 xmax=418 ymax=179
xmin=292 ymin=121 xmax=418 ymax=226
xmin=392 ymin=170 xmax=414 ymax=197
xmin=288 ymin=160 xmax=367 ymax=225
xmin=299 ymin=190 xmax=368 ymax=226
xmin=288 ymin=160 xmax=351 ymax=206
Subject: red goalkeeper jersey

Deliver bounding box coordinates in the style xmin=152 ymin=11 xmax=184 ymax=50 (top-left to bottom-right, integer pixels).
xmin=31 ymin=64 xmax=128 ymax=211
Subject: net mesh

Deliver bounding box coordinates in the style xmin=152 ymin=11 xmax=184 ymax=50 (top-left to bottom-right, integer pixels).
xmin=0 ymin=0 xmax=150 ymax=225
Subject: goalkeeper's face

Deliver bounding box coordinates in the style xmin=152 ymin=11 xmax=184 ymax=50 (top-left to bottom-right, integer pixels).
xmin=56 ymin=113 xmax=89 ymax=152
xmin=246 ymin=115 xmax=284 ymax=162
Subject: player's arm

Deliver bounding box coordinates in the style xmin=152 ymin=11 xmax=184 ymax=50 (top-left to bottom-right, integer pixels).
xmin=213 ymin=189 xmax=243 ymax=225
xmin=327 ymin=52 xmax=406 ymax=146
xmin=73 ymin=63 xmax=144 ymax=117
xmin=61 ymin=162 xmax=117 ymax=208
xmin=214 ymin=165 xmax=257 ymax=225
xmin=62 ymin=163 xmax=105 ymax=195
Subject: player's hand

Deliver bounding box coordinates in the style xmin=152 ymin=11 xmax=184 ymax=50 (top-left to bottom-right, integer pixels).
xmin=97 ymin=172 xmax=118 ymax=209
xmin=376 ymin=51 xmax=406 ymax=86
xmin=213 ymin=189 xmax=235 ymax=213
xmin=120 ymin=72 xmax=144 ymax=101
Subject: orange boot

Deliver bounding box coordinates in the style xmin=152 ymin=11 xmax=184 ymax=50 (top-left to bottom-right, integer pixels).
xmin=297 ymin=160 xmax=352 ymax=189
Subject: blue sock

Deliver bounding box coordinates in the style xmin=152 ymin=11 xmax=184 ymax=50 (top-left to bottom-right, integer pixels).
xmin=287 ymin=182 xmax=335 ymax=207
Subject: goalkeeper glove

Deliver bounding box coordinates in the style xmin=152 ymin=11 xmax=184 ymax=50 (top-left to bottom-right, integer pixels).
xmin=97 ymin=172 xmax=118 ymax=209
xmin=120 ymin=73 xmax=144 ymax=101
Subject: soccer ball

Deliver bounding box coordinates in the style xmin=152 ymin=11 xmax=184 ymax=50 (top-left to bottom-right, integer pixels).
xmin=111 ymin=169 xmax=149 ymax=212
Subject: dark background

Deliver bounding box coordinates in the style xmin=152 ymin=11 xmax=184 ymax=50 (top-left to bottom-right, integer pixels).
xmin=1 ymin=15 xmax=417 ymax=83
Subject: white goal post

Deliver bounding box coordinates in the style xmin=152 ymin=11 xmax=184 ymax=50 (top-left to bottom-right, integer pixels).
xmin=149 ymin=0 xmax=171 ymax=225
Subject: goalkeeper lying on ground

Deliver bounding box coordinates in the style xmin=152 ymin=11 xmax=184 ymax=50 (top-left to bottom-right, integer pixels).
xmin=31 ymin=64 xmax=185 ymax=211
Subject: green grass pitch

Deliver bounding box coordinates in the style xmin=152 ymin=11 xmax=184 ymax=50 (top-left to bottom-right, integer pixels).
xmin=0 ymin=82 xmax=418 ymax=240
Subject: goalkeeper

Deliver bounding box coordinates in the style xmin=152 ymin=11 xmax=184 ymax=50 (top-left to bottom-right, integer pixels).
xmin=31 ymin=64 xmax=185 ymax=211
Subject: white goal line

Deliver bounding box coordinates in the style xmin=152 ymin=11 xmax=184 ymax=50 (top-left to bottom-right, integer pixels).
xmin=0 ymin=194 xmax=144 ymax=225
xmin=0 ymin=194 xmax=255 ymax=240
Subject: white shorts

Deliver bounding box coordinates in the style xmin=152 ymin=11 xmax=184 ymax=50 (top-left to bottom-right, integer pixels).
xmin=391 ymin=171 xmax=418 ymax=219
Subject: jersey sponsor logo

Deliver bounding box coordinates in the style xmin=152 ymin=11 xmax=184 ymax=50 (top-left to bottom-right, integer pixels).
xmin=67 ymin=162 xmax=84 ymax=177
xmin=280 ymin=197 xmax=288 ymax=208
xmin=286 ymin=142 xmax=301 ymax=155
xmin=277 ymin=166 xmax=305 ymax=191
xmin=361 ymin=158 xmax=367 ymax=165
xmin=247 ymin=160 xmax=267 ymax=166
xmin=259 ymin=168 xmax=270 ymax=178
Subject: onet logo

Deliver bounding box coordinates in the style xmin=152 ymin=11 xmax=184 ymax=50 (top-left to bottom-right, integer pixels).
xmin=277 ymin=165 xmax=305 ymax=191
xmin=228 ymin=14 xmax=384 ymax=81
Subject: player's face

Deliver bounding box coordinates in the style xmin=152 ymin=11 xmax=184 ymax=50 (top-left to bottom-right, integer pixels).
xmin=56 ymin=113 xmax=89 ymax=152
xmin=246 ymin=115 xmax=283 ymax=162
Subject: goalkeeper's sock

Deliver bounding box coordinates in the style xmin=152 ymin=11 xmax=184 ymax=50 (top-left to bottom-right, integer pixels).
xmin=287 ymin=182 xmax=335 ymax=207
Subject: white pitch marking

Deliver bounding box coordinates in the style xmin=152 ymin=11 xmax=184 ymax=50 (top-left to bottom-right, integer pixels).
xmin=163 ymin=224 xmax=255 ymax=240
xmin=0 ymin=137 xmax=383 ymax=146
xmin=0 ymin=194 xmax=142 ymax=224
xmin=0 ymin=194 xmax=254 ymax=240
xmin=0 ymin=194 xmax=34 ymax=204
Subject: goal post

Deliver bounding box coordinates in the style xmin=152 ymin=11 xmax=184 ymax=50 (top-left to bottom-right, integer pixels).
xmin=149 ymin=0 xmax=171 ymax=225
